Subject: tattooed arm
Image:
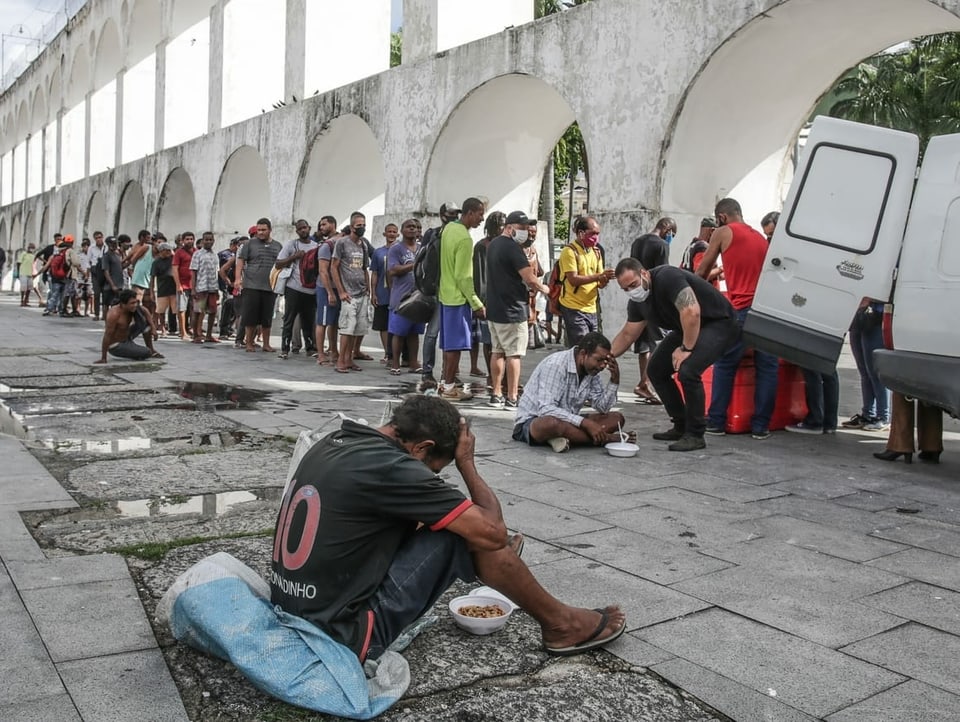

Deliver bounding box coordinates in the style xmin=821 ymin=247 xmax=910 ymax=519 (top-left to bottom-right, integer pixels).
xmin=671 ymin=286 xmax=702 ymax=372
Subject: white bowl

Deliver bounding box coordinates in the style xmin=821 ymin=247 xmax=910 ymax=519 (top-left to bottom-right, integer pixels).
xmin=448 ymin=594 xmax=513 ymax=635
xmin=471 ymin=585 xmax=518 ymax=611
xmin=605 ymin=441 xmax=639 ymax=458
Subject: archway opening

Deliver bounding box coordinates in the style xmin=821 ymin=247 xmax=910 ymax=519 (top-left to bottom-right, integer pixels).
xmin=295 ymin=115 xmax=386 ymax=228
xmin=221 ymin=0 xmax=285 ymax=128
xmin=62 ymin=48 xmax=90 ymax=184
xmin=38 ymin=206 xmax=49 ymax=250
xmin=661 ymin=0 xmax=960 ymax=230
xmin=212 ymin=146 xmax=270 ymax=240
xmin=117 ymin=181 xmax=146 ymax=236
xmin=164 ymin=0 xmax=215 ymax=148
xmin=60 ymin=199 xmax=76 ymax=239
xmin=10 ymin=215 xmax=22 ymax=252
xmin=90 ymin=20 xmax=122 ymax=174
xmin=123 ymin=0 xmax=161 ymax=162
xmin=157 ymin=167 xmax=197 ymax=237
xmin=86 ymin=191 xmax=107 ymax=238
xmin=23 ymin=211 xmax=37 ymax=253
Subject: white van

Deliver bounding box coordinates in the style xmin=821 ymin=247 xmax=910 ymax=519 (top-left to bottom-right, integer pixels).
xmin=743 ymin=115 xmax=960 ymax=417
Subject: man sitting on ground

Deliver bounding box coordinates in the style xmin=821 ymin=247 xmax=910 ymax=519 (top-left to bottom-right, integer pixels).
xmin=94 ymin=289 xmax=164 ymax=364
xmin=512 ymin=332 xmax=633 ymax=453
xmin=271 ymin=395 xmax=626 ymax=661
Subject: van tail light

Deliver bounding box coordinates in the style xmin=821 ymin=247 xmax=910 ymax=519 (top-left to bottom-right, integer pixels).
xmin=881 ymin=303 xmax=895 ymax=349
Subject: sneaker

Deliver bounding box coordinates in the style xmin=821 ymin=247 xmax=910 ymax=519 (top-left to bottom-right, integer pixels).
xmin=823 ymin=428 xmax=837 ymax=435
xmin=786 ymin=422 xmax=823 ymax=434
xmin=704 ymin=424 xmax=726 ymax=436
xmin=548 ymin=437 xmax=570 ymax=453
xmin=488 ymin=395 xmax=505 ymax=408
xmin=504 ymin=398 xmax=518 ymax=410
xmin=653 ymin=426 xmax=685 ymax=441
xmin=751 ymin=429 xmax=771 ymax=440
xmin=668 ymin=434 xmax=706 ymax=452
xmin=441 ymin=387 xmax=473 ymax=402
xmin=841 ymin=414 xmax=869 ymax=429
xmin=862 ymin=420 xmax=890 ymax=432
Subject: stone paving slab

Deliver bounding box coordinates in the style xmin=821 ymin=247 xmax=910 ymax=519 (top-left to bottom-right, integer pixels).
xmin=664 ymin=471 xmax=792 ymax=503
xmin=651 ymin=657 xmax=818 ymax=722
xmin=554 ymin=526 xmax=733 ymax=585
xmin=860 ymin=581 xmax=960 ymax=635
xmin=871 ymin=519 xmax=960 ymax=557
xmin=825 ymin=679 xmax=960 ymax=722
xmin=0 ymin=373 xmax=126 ymax=389
xmin=6 ymin=553 xmax=130 ymax=590
xmin=614 ymin=486 xmax=774 ymax=523
xmin=0 ymin=359 xmax=87 ymax=377
xmin=0 ymin=435 xmax=77 ymax=511
xmin=865 ymin=547 xmax=960 ymax=591
xmin=0 ymin=347 xmax=70 ymax=357
xmin=20 ymin=577 xmax=158 ymax=663
xmin=3 ymin=390 xmax=194 ymax=417
xmin=57 ymin=649 xmax=189 ymax=722
xmin=598 ymin=504 xmax=763 ymax=548
xmin=492 ymin=491 xmax=614 ymax=540
xmin=768 ymin=476 xmax=864 ymax=500
xmin=25 ymin=408 xmax=241 ymax=442
xmin=748 ymin=494 xmax=911 ymax=535
xmin=731 ymin=514 xmax=907 ymax=562
xmin=840 ymin=622 xmax=960 ymax=696
xmin=832 ymin=489 xmax=935 ymax=513
xmin=0 ymin=693 xmax=82 ymax=722
xmin=638 ymin=608 xmax=906 ymax=718
xmin=614 ymin=633 xmax=678 ymax=667
xmin=0 ymin=508 xmax=44 ymax=561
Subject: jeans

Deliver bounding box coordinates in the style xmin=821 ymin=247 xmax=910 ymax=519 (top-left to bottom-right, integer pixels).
xmin=649 ymin=318 xmax=740 ymax=437
xmin=849 ymin=315 xmax=889 ymax=422
xmin=281 ymin=288 xmax=317 ymax=353
xmin=559 ymin=305 xmax=598 ymax=348
xmin=46 ymin=281 xmax=64 ymax=314
xmin=422 ymin=302 xmax=441 ymax=375
xmin=801 ymin=367 xmax=840 ymax=431
xmin=707 ymin=307 xmax=780 ymax=434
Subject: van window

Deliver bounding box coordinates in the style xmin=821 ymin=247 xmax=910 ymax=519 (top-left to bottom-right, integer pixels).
xmin=786 ymin=142 xmax=898 ymax=255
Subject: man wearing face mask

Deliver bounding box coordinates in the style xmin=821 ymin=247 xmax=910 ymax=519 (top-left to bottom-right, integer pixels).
xmin=557 ymin=216 xmax=615 ymax=348
xmin=610 ymin=258 xmax=738 ymax=451
xmin=484 ymin=211 xmax=551 ymax=409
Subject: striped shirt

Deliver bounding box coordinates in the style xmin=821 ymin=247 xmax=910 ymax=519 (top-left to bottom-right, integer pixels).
xmin=514 ymin=348 xmax=618 ymax=427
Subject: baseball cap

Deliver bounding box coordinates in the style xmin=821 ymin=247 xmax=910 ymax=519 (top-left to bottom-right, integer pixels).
xmin=105 ymin=236 xmax=118 ymax=245
xmin=63 ymin=234 xmax=75 ymax=244
xmin=157 ymin=242 xmax=175 ymax=252
xmin=439 ymin=201 xmax=461 ymax=216
xmin=505 ymin=211 xmax=536 ymax=226
xmin=248 ymin=225 xmax=259 ymax=235
xmin=700 ymin=217 xmax=717 ymax=228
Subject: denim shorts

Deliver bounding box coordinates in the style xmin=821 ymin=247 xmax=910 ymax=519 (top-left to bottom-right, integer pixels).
xmin=439 ymin=303 xmax=472 ymax=351
xmin=511 ymin=417 xmax=542 ymax=445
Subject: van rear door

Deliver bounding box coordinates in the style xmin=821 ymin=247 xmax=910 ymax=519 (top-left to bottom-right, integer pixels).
xmin=743 ymin=116 xmax=918 ymax=374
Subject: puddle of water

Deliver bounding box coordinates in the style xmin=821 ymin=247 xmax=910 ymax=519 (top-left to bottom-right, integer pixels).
xmin=114 ymin=487 xmax=282 ymax=519
xmin=174 ymin=382 xmax=273 ymax=411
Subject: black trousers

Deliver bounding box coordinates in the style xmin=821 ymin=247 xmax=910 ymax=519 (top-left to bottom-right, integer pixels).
xmin=648 ymin=317 xmax=739 ymax=437
xmin=219 ymin=293 xmax=237 ymax=336
xmin=281 ymin=288 xmax=317 ymax=353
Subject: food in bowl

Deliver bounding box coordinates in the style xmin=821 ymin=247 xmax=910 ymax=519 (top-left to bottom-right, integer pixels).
xmin=458 ymin=604 xmax=506 ymax=618
xmin=449 ymin=594 xmax=513 ymax=635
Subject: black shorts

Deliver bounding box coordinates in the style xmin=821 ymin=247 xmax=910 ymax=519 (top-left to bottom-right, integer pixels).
xmin=372 ymin=304 xmax=389 ymax=332
xmin=241 ymin=288 xmax=277 ymax=328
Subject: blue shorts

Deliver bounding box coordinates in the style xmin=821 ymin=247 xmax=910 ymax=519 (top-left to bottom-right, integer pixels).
xmin=388 ymin=310 xmax=425 ymax=337
xmin=315 ymin=287 xmax=340 ymax=327
xmin=439 ymin=303 xmax=473 ymax=351
xmin=511 ymin=417 xmax=542 ymax=446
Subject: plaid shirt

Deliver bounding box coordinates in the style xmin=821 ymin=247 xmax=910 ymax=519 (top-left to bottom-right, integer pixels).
xmin=189 ymin=248 xmax=220 ymax=293
xmin=515 ymin=348 xmax=618 ymax=427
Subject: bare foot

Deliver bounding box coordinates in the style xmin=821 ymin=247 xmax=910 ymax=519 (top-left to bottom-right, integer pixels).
xmin=262 ymin=345 xmax=275 ymax=353
xmin=541 ymin=605 xmax=626 ymax=655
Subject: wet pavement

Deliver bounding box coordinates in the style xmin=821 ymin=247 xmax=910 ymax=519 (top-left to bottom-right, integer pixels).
xmin=1 ymin=295 xmax=959 ymax=721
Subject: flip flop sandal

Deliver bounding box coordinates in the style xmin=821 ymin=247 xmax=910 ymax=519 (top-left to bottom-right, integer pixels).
xmin=354 ymin=353 xmax=374 ymax=361
xmin=408 ymin=367 xmax=424 ymax=374
xmin=349 ymin=364 xmax=363 ymax=371
xmin=389 ymin=368 xmax=403 ymax=376
xmin=544 ymin=608 xmax=626 ymax=657
xmin=637 ymin=396 xmax=663 ymax=405
xmin=334 ymin=367 xmax=350 ymax=373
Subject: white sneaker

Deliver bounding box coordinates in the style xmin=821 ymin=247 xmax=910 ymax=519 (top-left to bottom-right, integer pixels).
xmin=441 ymin=386 xmax=473 ymax=402
xmin=547 ymin=437 xmax=570 ymax=453
xmin=862 ymin=420 xmax=890 ymax=432
xmin=786 ymin=422 xmax=823 ymax=435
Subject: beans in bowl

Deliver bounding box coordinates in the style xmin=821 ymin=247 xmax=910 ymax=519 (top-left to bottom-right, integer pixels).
xmin=457 ymin=604 xmax=506 ymax=618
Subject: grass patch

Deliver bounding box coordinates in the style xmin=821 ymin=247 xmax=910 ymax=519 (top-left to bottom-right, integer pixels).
xmin=108 ymin=529 xmax=274 ymax=560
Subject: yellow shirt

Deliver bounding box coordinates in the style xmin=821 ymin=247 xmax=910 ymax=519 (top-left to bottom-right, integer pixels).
xmin=558 ymin=241 xmax=602 ymax=313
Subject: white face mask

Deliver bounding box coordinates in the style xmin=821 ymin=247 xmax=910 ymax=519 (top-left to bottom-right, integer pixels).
xmin=514 ymin=229 xmax=529 ymax=243
xmin=626 ymin=282 xmax=649 ymax=303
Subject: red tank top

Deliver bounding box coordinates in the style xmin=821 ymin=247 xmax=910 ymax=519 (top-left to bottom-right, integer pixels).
xmin=722 ymin=222 xmax=768 ymax=310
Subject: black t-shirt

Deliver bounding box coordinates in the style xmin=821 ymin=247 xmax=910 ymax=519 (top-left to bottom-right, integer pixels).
xmin=630 ymin=234 xmax=669 ymax=270
xmin=270 ymin=420 xmax=470 ymax=656
xmin=627 ymin=266 xmax=734 ymax=331
xmin=485 ymin=235 xmax=530 ymax=324
xmin=152 ymin=257 xmax=176 ymax=297
xmin=472 ymin=240 xmax=488 ymax=301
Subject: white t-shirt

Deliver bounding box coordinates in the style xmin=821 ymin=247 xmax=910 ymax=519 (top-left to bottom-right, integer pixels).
xmin=277 ymin=238 xmax=318 ymax=294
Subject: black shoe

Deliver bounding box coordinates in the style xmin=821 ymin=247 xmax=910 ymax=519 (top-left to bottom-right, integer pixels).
xmin=704 ymin=424 xmax=726 ymax=436
xmin=918 ymin=451 xmax=941 ymax=464
xmin=653 ymin=426 xmax=685 ymax=441
xmin=873 ymin=450 xmax=912 ymax=464
xmin=668 ymin=434 xmax=706 ymax=452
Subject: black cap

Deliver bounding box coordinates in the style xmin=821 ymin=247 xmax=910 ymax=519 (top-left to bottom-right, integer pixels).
xmin=700 ymin=217 xmax=717 ymax=228
xmin=439 ymin=201 xmax=461 ymax=216
xmin=505 ymin=210 xmax=536 ymax=226
xmin=105 ymin=236 xmax=118 ymax=245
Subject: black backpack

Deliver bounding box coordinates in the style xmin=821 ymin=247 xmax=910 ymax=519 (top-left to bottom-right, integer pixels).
xmin=413 ymin=226 xmax=442 ymax=296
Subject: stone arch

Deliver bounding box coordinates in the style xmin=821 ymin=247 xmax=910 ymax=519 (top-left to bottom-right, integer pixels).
xmin=127 ymin=0 xmax=162 ymax=66
xmin=47 ymin=66 xmax=62 ymax=119
xmin=60 ymin=199 xmax=76 ymax=238
xmin=117 ymin=181 xmax=146 ymax=235
xmin=10 ymin=215 xmax=22 ymax=249
xmin=425 ymin=73 xmax=577 ymax=216
xmin=15 ymin=100 xmax=28 ymax=143
xmin=90 ymin=20 xmax=122 ymax=173
xmin=661 ymin=0 xmax=960 ymax=224
xmin=156 ymin=168 xmax=197 ymax=236
xmin=23 ymin=210 xmax=37 ymax=250
xmin=38 ymin=206 xmax=49 ymax=249
xmin=171 ymin=0 xmax=217 ymax=37
xmin=30 ymin=88 xmax=46 ymax=136
xmin=65 ymin=45 xmax=90 ymax=108
xmin=212 ymin=146 xmax=271 ymax=236
xmin=93 ymin=19 xmax=122 ymax=90
xmin=0 ymin=216 xmax=7 ymax=253
xmin=295 ymin=115 xmax=386 ymax=227
xmin=122 ymin=1 xmax=162 ymax=163
xmin=86 ymin=191 xmax=107 ymax=238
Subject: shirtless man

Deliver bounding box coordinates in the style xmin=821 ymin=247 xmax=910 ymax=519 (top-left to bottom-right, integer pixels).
xmin=94 ymin=289 xmax=164 ymax=364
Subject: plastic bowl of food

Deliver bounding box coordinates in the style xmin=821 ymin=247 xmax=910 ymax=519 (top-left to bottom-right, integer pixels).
xmin=448 ymin=594 xmax=513 ymax=635
xmin=605 ymin=441 xmax=639 ymax=458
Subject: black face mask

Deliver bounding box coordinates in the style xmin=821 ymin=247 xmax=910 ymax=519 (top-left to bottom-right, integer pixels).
xmin=353 ymin=225 xmax=366 ymax=238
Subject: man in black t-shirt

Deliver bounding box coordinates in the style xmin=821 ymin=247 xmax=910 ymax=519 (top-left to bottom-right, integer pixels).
xmin=271 ymin=395 xmax=626 ymax=662
xmin=485 ymin=211 xmax=550 ymax=409
xmin=610 ymin=258 xmax=738 ymax=452
xmin=151 ymin=242 xmax=178 ymax=336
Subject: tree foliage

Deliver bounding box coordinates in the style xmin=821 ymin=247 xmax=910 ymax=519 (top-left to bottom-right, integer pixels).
xmin=390 ymin=29 xmax=402 ymax=68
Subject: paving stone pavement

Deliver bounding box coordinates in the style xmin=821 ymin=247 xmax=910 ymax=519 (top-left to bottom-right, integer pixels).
xmin=1 ymin=293 xmax=959 ymax=721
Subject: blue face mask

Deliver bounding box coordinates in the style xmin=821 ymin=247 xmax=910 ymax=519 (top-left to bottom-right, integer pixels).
xmin=664 ymin=232 xmax=674 ymax=244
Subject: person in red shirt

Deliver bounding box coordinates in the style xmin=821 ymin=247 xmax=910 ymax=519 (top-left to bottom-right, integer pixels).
xmin=172 ymin=232 xmax=196 ymax=340
xmin=695 ymin=198 xmax=779 ymax=439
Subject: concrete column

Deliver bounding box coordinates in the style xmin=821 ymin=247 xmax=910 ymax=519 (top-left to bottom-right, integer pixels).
xmin=154 ymin=42 xmax=166 ymax=152
xmin=207 ymin=1 xmax=224 ymax=133
xmin=83 ymin=92 xmax=91 ymax=180
xmin=114 ymin=70 xmax=124 ymax=168
xmin=285 ymin=0 xmax=305 ymax=103
xmin=54 ymin=110 xmax=62 ymax=188
xmin=402 ymin=0 xmax=439 ymax=64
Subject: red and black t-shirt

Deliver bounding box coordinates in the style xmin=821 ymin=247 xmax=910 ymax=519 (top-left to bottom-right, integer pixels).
xmin=270 ymin=420 xmax=471 ymax=657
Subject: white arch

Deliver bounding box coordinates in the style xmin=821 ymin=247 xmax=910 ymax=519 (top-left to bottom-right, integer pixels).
xmin=127 ymin=0 xmax=161 ymax=66
xmin=10 ymin=215 xmax=22 ymax=249
xmin=295 ymin=115 xmax=386 ymax=228
xmin=60 ymin=199 xmax=76 ymax=239
xmin=85 ymin=191 xmax=107 ymax=238
xmin=171 ymin=0 xmax=217 ymax=37
xmin=212 ymin=146 xmax=271 ymax=237
xmin=425 ymin=73 xmax=577 ymax=217
xmin=91 ymin=21 xmax=122 ymax=173
xmin=117 ymin=181 xmax=146 ymax=236
xmin=661 ymin=0 xmax=960 ymax=224
xmin=123 ymin=2 xmax=161 ymax=163
xmin=157 ymin=168 xmax=197 ymax=236
xmin=38 ymin=206 xmax=49 ymax=250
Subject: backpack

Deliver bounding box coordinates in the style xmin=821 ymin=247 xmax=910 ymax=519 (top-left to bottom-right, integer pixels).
xmin=547 ymin=243 xmax=601 ymax=314
xmin=299 ymin=246 xmax=319 ymax=289
xmin=680 ymin=239 xmax=709 ymax=273
xmin=49 ymin=252 xmax=68 ymax=281
xmin=413 ymin=226 xmax=442 ymax=296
